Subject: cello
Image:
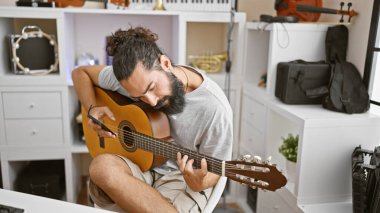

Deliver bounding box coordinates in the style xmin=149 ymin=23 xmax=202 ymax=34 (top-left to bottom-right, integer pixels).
xmin=275 ymin=0 xmax=358 ymax=22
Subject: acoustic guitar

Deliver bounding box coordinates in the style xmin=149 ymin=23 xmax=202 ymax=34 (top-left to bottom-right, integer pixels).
xmin=81 ymin=87 xmax=287 ymax=191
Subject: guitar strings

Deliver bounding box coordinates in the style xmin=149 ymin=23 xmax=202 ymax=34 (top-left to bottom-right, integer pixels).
xmin=89 ymin=121 xmax=267 ymax=184
xmin=90 ymin=122 xmax=244 ymax=172
xmin=90 ymin=120 xmax=278 ymax=186
xmin=92 ymin=122 xmax=268 ymax=187
xmin=96 ymin=128 xmax=258 ymax=176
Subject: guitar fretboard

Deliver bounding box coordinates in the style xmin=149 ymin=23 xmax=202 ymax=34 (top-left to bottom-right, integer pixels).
xmin=126 ymin=130 xmax=223 ymax=175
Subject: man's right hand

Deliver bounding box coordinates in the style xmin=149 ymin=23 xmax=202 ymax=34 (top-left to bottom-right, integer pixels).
xmin=88 ymin=106 xmax=116 ymax=138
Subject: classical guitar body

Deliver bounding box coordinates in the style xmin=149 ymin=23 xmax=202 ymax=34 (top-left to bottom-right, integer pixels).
xmin=82 ymin=88 xmax=287 ymax=191
xmin=81 ymin=87 xmax=170 ymax=172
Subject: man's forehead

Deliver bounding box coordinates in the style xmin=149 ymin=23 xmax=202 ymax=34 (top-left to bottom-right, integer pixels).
xmin=120 ymin=68 xmax=154 ymax=96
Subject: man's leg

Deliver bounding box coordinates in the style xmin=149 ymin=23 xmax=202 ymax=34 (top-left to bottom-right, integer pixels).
xmin=89 ymin=153 xmax=178 ymax=213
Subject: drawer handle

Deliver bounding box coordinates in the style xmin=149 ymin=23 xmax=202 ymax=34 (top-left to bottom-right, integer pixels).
xmin=29 ymin=103 xmax=35 ymax=108
xmin=31 ymin=130 xmax=37 ymax=135
xmin=273 ymin=205 xmax=279 ymax=210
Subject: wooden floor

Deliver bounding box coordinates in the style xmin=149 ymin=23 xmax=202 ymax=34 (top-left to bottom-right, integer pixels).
xmin=215 ymin=202 xmax=245 ymax=213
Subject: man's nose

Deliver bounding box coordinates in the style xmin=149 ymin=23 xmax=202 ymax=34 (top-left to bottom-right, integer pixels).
xmin=142 ymin=93 xmax=158 ymax=107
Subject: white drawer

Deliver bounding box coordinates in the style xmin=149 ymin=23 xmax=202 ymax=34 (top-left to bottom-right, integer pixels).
xmin=5 ymin=119 xmax=63 ymax=146
xmin=2 ymin=92 xmax=62 ymax=118
xmin=240 ymin=121 xmax=265 ymax=157
xmin=241 ymin=96 xmax=266 ymax=133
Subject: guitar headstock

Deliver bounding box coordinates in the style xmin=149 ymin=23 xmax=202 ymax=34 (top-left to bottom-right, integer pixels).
xmin=225 ymin=155 xmax=287 ymax=191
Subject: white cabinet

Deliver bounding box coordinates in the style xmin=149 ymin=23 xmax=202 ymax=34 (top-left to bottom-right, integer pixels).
xmin=239 ymin=22 xmax=380 ymax=212
xmin=0 ymin=6 xmax=246 ymax=204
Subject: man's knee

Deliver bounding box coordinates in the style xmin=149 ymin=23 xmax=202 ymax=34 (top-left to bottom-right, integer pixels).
xmin=89 ymin=154 xmax=131 ymax=186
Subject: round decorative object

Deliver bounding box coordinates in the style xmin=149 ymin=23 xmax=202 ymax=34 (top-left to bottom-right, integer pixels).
xmin=10 ymin=25 xmax=59 ymax=75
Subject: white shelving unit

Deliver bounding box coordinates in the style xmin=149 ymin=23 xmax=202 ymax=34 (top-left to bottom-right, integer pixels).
xmin=239 ymin=22 xmax=380 ymax=212
xmin=0 ymin=6 xmax=246 ymax=204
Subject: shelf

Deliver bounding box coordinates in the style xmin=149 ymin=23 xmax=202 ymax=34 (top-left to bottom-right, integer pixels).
xmin=243 ymin=83 xmax=380 ymax=128
xmin=246 ymin=21 xmax=346 ymax=32
xmin=267 ymin=99 xmax=380 ymax=127
xmin=299 ymin=201 xmax=352 ymax=213
xmin=0 ymin=6 xmax=245 ymax=22
xmin=244 ymin=22 xmax=335 ymax=100
xmin=71 ymin=143 xmax=88 ymax=154
xmin=0 ymin=7 xmax=64 ymax=19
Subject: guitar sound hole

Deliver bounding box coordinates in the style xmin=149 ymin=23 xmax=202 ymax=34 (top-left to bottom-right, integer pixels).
xmin=123 ymin=126 xmax=135 ymax=147
xmin=118 ymin=120 xmax=137 ymax=152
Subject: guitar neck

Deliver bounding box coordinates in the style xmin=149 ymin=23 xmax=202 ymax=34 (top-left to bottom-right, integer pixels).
xmin=131 ymin=131 xmax=224 ymax=175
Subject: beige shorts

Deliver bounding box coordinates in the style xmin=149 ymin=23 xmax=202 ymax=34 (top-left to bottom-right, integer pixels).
xmin=88 ymin=156 xmax=213 ymax=213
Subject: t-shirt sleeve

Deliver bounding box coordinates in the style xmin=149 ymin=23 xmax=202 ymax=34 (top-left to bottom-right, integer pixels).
xmin=98 ymin=66 xmax=130 ymax=97
xmin=199 ymin=109 xmax=233 ymax=161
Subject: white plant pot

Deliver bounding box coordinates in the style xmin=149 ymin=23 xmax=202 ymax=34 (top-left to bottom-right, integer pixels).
xmin=286 ymin=160 xmax=296 ymax=183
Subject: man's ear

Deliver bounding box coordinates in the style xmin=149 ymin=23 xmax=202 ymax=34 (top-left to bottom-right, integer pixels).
xmin=159 ymin=55 xmax=172 ymax=72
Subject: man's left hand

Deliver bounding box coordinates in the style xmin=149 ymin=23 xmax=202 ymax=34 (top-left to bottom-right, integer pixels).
xmin=176 ymin=152 xmax=211 ymax=192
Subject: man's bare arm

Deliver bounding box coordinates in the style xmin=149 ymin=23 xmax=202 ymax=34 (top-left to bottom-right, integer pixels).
xmin=71 ymin=65 xmax=105 ymax=111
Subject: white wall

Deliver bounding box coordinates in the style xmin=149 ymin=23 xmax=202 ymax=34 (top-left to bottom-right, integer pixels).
xmin=345 ymin=0 xmax=374 ymax=75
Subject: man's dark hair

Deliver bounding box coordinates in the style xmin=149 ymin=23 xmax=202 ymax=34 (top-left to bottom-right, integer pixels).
xmin=106 ymin=26 xmax=163 ymax=81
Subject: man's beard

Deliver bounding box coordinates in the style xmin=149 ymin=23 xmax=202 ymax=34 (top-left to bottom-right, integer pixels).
xmin=154 ymin=72 xmax=186 ymax=115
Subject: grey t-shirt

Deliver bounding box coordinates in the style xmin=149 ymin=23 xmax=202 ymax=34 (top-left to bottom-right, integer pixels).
xmin=98 ymin=66 xmax=233 ymax=174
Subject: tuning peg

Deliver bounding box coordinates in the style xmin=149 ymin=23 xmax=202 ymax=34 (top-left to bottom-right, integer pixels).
xmin=347 ymin=2 xmax=353 ymax=22
xmin=339 ymin=2 xmax=345 ymax=23
xmin=263 ymin=156 xmax=272 ymax=165
xmin=253 ymin=155 xmax=262 ymax=163
xmin=240 ymin=154 xmax=252 ymax=162
xmin=257 ymin=180 xmax=269 ymax=187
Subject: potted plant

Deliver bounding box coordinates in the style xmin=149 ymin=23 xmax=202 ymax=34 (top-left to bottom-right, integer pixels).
xmin=278 ymin=133 xmax=298 ymax=182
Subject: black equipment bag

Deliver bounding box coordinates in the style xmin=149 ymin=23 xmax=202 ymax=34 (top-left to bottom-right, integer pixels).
xmin=275 ymin=60 xmax=331 ymax=104
xmin=322 ymin=61 xmax=370 ymax=114
xmin=323 ymin=25 xmax=370 ymax=114
xmin=325 ymin=25 xmax=348 ymax=63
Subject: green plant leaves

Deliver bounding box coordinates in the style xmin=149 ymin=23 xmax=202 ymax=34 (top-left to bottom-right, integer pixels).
xmin=278 ymin=133 xmax=298 ymax=162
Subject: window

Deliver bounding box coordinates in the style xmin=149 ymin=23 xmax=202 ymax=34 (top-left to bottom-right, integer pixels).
xmin=364 ymin=0 xmax=380 ymax=109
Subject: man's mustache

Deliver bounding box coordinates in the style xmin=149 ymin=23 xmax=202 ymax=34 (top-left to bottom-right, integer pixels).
xmin=154 ymin=96 xmax=170 ymax=109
